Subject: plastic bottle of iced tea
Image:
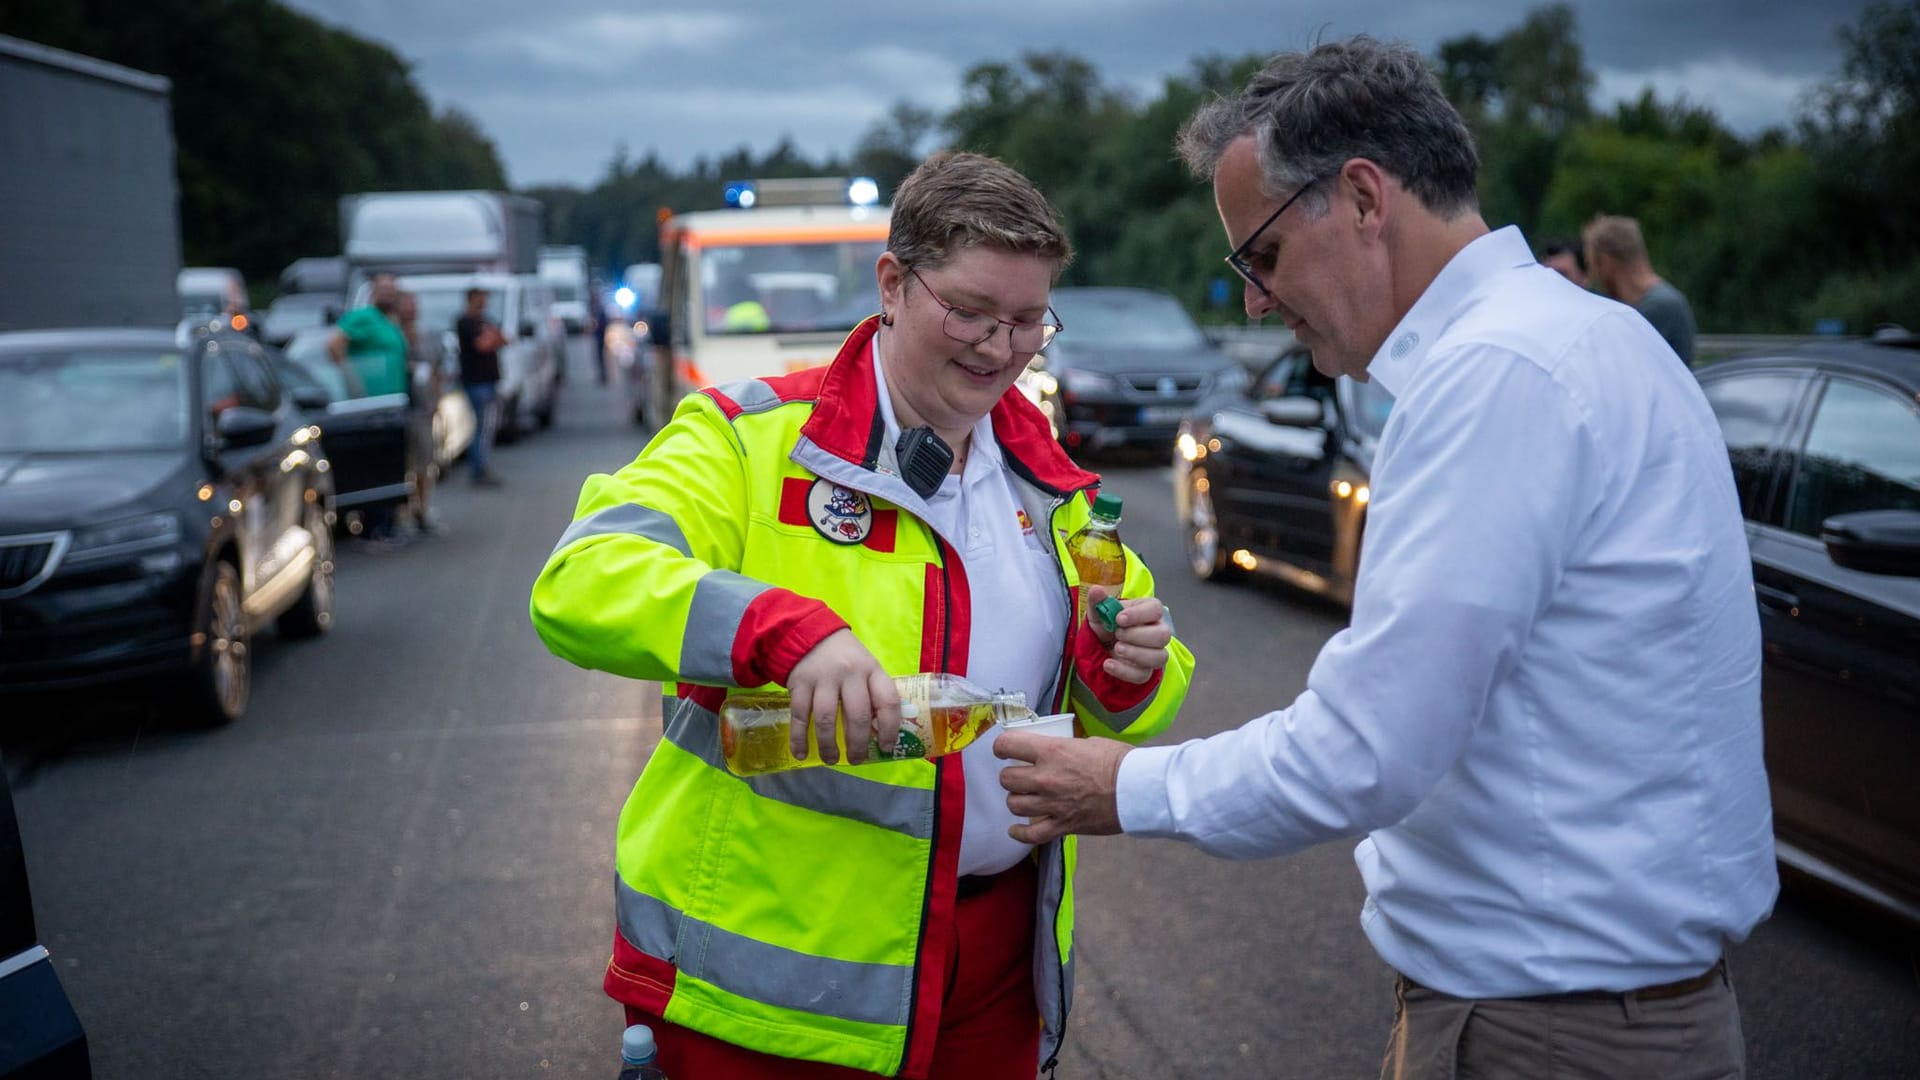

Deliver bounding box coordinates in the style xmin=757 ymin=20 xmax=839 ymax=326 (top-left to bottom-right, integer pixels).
xmin=1064 ymin=494 xmax=1126 ymax=628
xmin=719 ymin=674 xmax=1023 ymax=777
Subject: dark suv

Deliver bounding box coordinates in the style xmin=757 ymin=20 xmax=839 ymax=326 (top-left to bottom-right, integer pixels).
xmin=0 ymin=327 xmax=335 ymax=724
xmin=1696 ymin=331 xmax=1920 ymax=921
xmin=1032 ymin=287 xmax=1246 ymax=453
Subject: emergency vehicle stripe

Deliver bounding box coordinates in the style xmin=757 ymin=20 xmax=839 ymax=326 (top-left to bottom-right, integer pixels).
xmin=549 ymin=503 xmax=691 ymax=559
xmin=615 ymin=875 xmax=912 ymax=1028
xmin=662 ymin=695 xmax=937 ymax=839
xmin=680 ymin=570 xmax=765 ymax=683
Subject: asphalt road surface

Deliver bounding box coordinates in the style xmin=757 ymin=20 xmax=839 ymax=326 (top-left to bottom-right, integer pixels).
xmin=7 ymin=342 xmax=1917 ymax=1078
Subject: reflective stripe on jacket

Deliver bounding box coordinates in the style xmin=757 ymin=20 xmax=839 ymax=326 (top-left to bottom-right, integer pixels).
xmin=530 ymin=315 xmax=1194 ymax=1076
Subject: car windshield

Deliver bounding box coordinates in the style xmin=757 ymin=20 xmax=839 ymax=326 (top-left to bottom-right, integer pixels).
xmin=1047 ymin=291 xmax=1206 ymax=350
xmin=280 ymin=334 xmax=356 ymax=402
xmin=0 ymin=347 xmax=191 ymax=452
xmin=1348 ymin=374 xmax=1395 ymax=438
xmin=701 ymin=241 xmax=886 ymax=336
xmin=265 ymin=295 xmax=333 ymax=330
xmin=180 ymin=291 xmax=227 ymax=318
xmin=409 ymin=286 xmax=507 ymax=333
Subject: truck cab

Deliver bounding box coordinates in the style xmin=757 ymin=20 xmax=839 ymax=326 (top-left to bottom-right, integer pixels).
xmin=640 ymin=177 xmax=890 ymax=429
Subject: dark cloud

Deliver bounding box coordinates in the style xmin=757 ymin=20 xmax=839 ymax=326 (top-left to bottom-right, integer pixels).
xmin=285 ymin=0 xmax=1872 ymax=187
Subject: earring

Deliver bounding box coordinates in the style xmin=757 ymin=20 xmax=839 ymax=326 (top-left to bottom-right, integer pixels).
xmin=880 ymin=312 xmax=894 ymax=326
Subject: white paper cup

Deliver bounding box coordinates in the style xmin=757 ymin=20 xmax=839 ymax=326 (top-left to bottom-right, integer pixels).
xmin=1000 ymin=712 xmax=1075 ymax=739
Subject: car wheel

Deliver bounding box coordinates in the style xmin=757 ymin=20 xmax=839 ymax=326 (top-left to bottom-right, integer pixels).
xmin=1185 ymin=480 xmax=1239 ymax=582
xmin=535 ymin=384 xmax=557 ymax=430
xmin=277 ymin=504 xmax=334 ymax=639
xmin=188 ymin=559 xmax=250 ymax=725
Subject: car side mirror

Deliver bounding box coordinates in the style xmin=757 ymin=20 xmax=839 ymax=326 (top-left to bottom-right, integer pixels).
xmin=1820 ymin=509 xmax=1920 ymax=577
xmin=519 ymin=321 xmax=536 ymax=339
xmin=1259 ymin=396 xmax=1326 ymax=428
xmin=290 ymin=386 xmax=331 ymax=411
xmin=214 ymin=406 xmax=279 ymax=450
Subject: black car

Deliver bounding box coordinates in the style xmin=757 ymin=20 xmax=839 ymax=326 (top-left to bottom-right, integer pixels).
xmin=0 ymin=756 xmax=90 ymax=1077
xmin=1032 ymin=287 xmax=1246 ymax=452
xmin=1172 ymin=346 xmax=1393 ymax=605
xmin=1696 ymin=331 xmax=1920 ymax=921
xmin=0 ymin=327 xmax=335 ymax=724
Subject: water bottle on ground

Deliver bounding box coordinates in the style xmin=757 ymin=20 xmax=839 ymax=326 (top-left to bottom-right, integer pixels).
xmin=617 ymin=1023 xmax=668 ymax=1079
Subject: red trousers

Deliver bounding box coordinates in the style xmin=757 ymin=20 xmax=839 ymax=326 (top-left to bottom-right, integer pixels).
xmin=624 ymin=857 xmax=1043 ymax=1079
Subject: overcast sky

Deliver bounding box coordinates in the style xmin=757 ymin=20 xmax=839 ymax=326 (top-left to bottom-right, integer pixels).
xmin=284 ymin=0 xmax=1869 ymax=189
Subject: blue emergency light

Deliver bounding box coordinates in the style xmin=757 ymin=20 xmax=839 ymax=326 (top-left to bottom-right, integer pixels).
xmin=723 ymin=180 xmax=757 ymax=209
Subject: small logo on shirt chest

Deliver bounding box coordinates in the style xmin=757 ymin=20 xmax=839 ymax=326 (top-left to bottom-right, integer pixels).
xmin=806 ymin=479 xmax=874 ymax=545
xmin=1391 ymin=332 xmax=1420 ymax=359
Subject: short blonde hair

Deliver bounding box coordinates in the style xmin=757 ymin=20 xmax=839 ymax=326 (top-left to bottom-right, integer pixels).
xmin=1582 ymin=214 xmax=1649 ymax=264
xmin=887 ymin=151 xmax=1073 ymax=273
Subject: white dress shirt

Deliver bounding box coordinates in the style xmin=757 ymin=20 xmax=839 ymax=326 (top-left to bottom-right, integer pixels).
xmin=872 ymin=348 xmax=1071 ymax=877
xmin=1116 ymin=226 xmax=1779 ymax=997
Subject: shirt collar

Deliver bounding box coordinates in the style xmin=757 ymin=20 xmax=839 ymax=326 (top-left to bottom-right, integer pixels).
xmin=1365 ymin=225 xmax=1535 ymax=397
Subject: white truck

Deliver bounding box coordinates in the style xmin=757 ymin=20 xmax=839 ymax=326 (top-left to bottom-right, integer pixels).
xmin=0 ymin=34 xmax=182 ymax=331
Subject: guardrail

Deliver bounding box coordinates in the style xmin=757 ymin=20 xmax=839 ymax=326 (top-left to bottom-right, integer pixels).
xmin=1203 ymin=325 xmax=1852 ymax=368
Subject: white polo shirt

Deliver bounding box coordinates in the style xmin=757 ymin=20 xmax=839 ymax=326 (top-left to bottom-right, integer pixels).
xmin=873 ymin=349 xmax=1072 ymax=877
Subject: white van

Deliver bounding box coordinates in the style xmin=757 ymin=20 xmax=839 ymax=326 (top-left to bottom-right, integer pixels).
xmin=642 ymin=177 xmax=889 ymax=429
xmin=538 ymin=246 xmax=591 ymax=334
xmin=177 ymin=266 xmax=247 ymax=320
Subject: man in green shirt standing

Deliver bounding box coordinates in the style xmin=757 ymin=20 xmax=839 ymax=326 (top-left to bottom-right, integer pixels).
xmin=327 ymin=272 xmax=409 ymax=396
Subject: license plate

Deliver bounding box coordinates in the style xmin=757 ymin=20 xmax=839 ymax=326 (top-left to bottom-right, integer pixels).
xmin=1139 ymin=405 xmax=1187 ymax=424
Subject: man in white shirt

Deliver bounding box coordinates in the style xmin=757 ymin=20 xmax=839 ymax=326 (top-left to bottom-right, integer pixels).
xmin=995 ymin=35 xmax=1777 ymax=1078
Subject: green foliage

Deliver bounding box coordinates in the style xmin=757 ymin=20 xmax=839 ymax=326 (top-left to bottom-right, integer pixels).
xmin=4 ymin=0 xmax=507 ymax=289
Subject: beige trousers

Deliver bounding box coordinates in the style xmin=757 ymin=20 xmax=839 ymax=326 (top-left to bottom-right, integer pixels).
xmin=1379 ymin=963 xmax=1746 ymax=1080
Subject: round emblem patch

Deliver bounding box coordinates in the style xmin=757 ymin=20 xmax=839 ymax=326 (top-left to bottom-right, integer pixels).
xmin=806 ymin=479 xmax=873 ymax=545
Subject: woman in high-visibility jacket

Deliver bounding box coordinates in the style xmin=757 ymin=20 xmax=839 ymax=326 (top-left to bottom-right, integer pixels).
xmin=530 ymin=151 xmax=1194 ymax=1079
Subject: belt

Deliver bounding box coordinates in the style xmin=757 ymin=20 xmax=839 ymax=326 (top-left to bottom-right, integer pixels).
xmin=1400 ymin=958 xmax=1726 ymax=1004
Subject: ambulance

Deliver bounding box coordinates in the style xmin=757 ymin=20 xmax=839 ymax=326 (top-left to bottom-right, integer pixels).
xmin=640 ymin=177 xmax=890 ymax=429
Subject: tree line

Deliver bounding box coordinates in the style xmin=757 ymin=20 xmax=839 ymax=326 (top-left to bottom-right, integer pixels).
xmin=7 ymin=2 xmax=1913 ymax=332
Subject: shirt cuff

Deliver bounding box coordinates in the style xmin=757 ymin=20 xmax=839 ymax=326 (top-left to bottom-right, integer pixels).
xmin=1115 ymin=744 xmax=1178 ymax=836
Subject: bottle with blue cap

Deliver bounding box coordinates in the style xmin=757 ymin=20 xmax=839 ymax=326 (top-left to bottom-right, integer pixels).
xmin=617 ymin=1023 xmax=668 ymax=1079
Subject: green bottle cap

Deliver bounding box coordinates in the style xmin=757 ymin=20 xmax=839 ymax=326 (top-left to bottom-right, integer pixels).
xmin=1094 ymin=595 xmax=1124 ymax=632
xmin=1092 ymin=494 xmax=1122 ymax=520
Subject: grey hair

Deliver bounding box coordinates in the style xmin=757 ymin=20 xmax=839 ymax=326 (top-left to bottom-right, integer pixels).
xmin=1176 ymin=36 xmax=1480 ymax=218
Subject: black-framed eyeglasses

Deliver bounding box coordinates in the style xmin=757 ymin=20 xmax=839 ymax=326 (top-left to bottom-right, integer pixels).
xmin=907 ymin=266 xmax=1063 ymax=353
xmin=1224 ymin=176 xmax=1323 ymax=302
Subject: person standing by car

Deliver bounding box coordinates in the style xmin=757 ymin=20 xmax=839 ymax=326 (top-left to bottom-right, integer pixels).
xmin=1583 ymin=213 xmax=1698 ymax=366
xmin=331 ymin=272 xmax=409 ymax=542
xmin=530 ymin=151 xmax=1193 ymax=1078
xmin=996 ymin=37 xmax=1775 ymax=1078
xmin=327 ymin=271 xmax=407 ymax=397
xmin=397 ymin=290 xmax=441 ymax=532
xmin=455 ymin=287 xmax=504 ymax=487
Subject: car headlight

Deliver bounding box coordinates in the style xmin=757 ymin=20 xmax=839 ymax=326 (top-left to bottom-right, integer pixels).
xmin=67 ymin=511 xmax=182 ymax=561
xmin=1059 ymin=369 xmax=1117 ymax=395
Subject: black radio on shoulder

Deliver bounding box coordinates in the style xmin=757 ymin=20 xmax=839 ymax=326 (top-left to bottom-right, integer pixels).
xmin=895 ymin=427 xmax=953 ymax=499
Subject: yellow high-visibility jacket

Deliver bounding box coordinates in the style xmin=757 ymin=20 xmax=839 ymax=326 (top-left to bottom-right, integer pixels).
xmin=530 ymin=316 xmax=1194 ymax=1076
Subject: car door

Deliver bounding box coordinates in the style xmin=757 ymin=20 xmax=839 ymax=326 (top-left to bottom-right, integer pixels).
xmin=227 ymin=342 xmax=310 ymax=597
xmin=198 ymin=340 xmax=276 ymax=597
xmin=1214 ymin=355 xmax=1340 ymax=572
xmin=1757 ymin=374 xmax=1920 ymax=906
xmin=269 ymin=350 xmax=409 ymax=512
